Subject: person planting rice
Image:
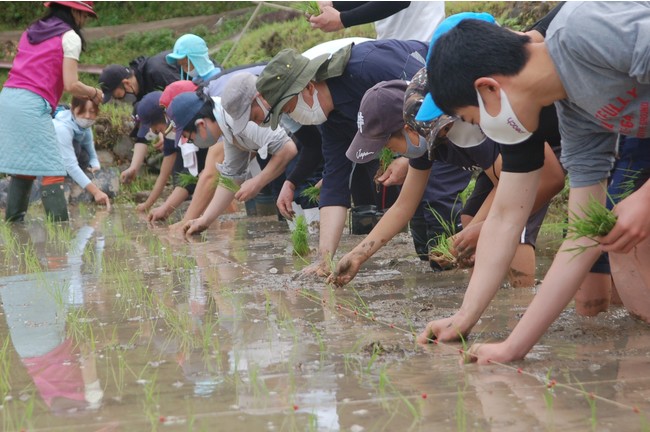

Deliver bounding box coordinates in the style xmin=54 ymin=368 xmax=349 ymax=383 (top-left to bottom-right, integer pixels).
xmin=168 ymin=92 xmax=297 ymax=235
xmin=52 ymin=97 xmax=112 ymax=214
xmin=420 ymin=2 xmax=650 ymax=364
xmin=328 ymin=73 xmax=565 ymax=289
xmin=0 ymin=0 xmax=102 ymax=222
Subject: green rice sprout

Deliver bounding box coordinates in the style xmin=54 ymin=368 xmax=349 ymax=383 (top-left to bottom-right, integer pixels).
xmin=379 ymin=147 xmax=394 ymax=173
xmin=291 ymin=215 xmax=310 ymax=257
xmin=300 ymin=184 xmax=321 ymax=205
xmin=612 ymin=168 xmax=642 ymax=201
xmin=428 ymin=234 xmax=457 ymax=269
xmin=296 ymin=1 xmax=320 ymax=16
xmin=565 ymin=195 xmax=617 ymax=254
xmin=214 ymin=172 xmax=240 ymax=193
xmin=177 ymin=172 xmax=198 ymax=188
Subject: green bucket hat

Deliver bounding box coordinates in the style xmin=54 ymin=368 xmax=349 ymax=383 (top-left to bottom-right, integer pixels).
xmin=256 ymin=48 xmax=330 ymax=129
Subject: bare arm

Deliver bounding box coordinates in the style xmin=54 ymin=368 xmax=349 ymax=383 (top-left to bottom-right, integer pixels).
xmin=137 ymin=153 xmax=176 ymax=212
xmin=62 ymin=57 xmax=102 ymax=105
xmin=329 ymin=166 xmax=430 ymax=286
xmin=235 ymin=140 xmax=298 ymax=202
xmin=418 ymin=169 xmax=541 ymax=343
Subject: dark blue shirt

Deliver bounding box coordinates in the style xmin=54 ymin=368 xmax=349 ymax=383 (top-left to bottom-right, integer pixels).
xmin=409 ymin=139 xmax=499 ymax=172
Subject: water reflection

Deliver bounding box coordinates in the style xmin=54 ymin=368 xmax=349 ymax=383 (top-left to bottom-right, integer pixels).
xmin=0 ymin=211 xmax=647 ymax=430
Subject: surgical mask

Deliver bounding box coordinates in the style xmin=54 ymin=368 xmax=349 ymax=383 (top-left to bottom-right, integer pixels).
xmin=74 ymin=117 xmax=95 ymax=129
xmin=446 ymin=121 xmax=486 ymax=148
xmin=399 ymin=130 xmax=428 ymax=158
xmin=256 ymin=97 xmax=270 ymax=128
xmin=192 ymin=121 xmax=218 ymax=148
xmin=163 ymin=121 xmax=175 ymax=140
xmin=288 ymin=88 xmax=327 ymax=125
xmin=477 ymin=88 xmax=532 ymax=145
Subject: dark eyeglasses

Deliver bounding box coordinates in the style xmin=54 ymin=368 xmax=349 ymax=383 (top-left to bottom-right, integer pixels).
xmin=263 ymin=92 xmax=299 ymax=124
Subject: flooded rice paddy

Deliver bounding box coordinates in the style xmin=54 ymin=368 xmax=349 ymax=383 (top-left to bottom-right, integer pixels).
xmin=1 ymin=204 xmax=649 ymax=431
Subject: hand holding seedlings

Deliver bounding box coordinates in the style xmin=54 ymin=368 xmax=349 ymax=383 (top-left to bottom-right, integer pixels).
xmin=565 ymin=195 xmax=617 ymax=254
xmin=599 ymin=186 xmax=650 ymax=253
xmin=183 ymin=217 xmax=210 ymax=236
xmin=375 ymin=157 xmax=409 ymax=187
xmin=328 ymin=252 xmax=363 ymax=287
xmin=417 ymin=313 xmax=472 ymax=344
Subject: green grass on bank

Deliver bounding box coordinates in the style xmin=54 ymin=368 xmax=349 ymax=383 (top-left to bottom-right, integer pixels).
xmin=0 ymin=2 xmax=249 ymax=31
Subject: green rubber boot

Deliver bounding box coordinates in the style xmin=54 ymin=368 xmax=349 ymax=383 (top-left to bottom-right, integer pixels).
xmin=5 ymin=176 xmax=34 ymax=222
xmin=41 ymin=183 xmax=69 ymax=222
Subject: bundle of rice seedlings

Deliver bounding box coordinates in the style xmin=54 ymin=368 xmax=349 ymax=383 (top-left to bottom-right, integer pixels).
xmin=379 ymin=147 xmax=394 ymax=173
xmin=300 ymin=184 xmax=320 ymax=205
xmin=565 ymin=195 xmax=617 ymax=253
xmin=177 ymin=172 xmax=198 ymax=188
xmin=291 ymin=215 xmax=310 ymax=257
xmin=428 ymin=234 xmax=457 ymax=270
xmin=296 ymin=1 xmax=320 ymax=16
xmin=215 ymin=172 xmax=240 ymax=193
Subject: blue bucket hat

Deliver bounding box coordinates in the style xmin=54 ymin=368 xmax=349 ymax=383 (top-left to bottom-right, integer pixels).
xmin=166 ymin=34 xmax=217 ymax=78
xmin=415 ymin=12 xmax=497 ymax=122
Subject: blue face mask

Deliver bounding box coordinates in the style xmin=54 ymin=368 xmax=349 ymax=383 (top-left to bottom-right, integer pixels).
xmin=399 ymin=130 xmax=428 ymax=159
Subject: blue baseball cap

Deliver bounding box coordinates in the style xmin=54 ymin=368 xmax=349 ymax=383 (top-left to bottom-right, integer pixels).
xmin=415 ymin=12 xmax=497 ymax=122
xmin=136 ymin=91 xmax=164 ymax=138
xmin=168 ymin=92 xmax=204 ymax=137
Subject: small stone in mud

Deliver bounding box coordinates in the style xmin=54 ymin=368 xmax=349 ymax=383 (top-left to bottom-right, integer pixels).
xmin=269 ymin=267 xmax=278 ymax=274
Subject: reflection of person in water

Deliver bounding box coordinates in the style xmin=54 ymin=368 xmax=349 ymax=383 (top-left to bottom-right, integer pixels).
xmin=0 ymin=221 xmax=104 ymax=413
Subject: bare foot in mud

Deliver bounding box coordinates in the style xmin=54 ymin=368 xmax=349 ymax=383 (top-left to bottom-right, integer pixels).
xmin=417 ymin=313 xmax=474 ymax=344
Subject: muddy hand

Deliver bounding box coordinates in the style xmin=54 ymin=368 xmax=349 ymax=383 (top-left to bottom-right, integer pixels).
xmin=328 ymin=255 xmax=360 ymax=287
xmin=184 ymin=218 xmax=208 ymax=236
xmin=301 ymin=259 xmax=331 ymax=278
xmin=458 ymin=342 xmax=515 ymax=366
xmin=417 ymin=314 xmax=471 ymax=344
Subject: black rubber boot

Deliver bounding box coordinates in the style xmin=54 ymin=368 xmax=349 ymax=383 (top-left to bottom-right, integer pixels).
xmin=5 ymin=176 xmax=34 ymax=222
xmin=41 ymin=183 xmax=69 ymax=222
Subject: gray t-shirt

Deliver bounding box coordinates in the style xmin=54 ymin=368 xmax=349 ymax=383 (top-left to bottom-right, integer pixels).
xmin=212 ymin=97 xmax=289 ymax=181
xmin=546 ymin=1 xmax=650 ymax=186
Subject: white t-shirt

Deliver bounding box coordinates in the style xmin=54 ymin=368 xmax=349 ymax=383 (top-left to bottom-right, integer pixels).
xmin=374 ymin=1 xmax=445 ymax=42
xmin=62 ymin=29 xmax=82 ymax=61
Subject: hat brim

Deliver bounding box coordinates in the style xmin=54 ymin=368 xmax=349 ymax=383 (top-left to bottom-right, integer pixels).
xmin=102 ymin=92 xmax=112 ymax=104
xmin=426 ymin=115 xmax=456 ymax=159
xmin=45 ymin=1 xmax=97 ymax=17
xmin=346 ymin=132 xmax=389 ymax=164
xmin=415 ymin=93 xmax=444 ymax=122
xmin=165 ymin=52 xmax=185 ymax=65
xmin=137 ymin=121 xmax=151 ymax=139
xmin=269 ymin=54 xmax=330 ymax=130
xmin=230 ymin=106 xmax=251 ymax=135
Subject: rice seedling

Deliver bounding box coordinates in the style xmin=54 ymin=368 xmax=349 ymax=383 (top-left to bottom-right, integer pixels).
xmin=455 ymin=382 xmax=468 ymax=432
xmin=214 ymin=172 xmax=240 ymax=193
xmin=543 ymin=368 xmax=556 ymax=414
xmin=295 ymin=1 xmax=320 ymax=16
xmin=291 ymin=215 xmax=310 ymax=257
xmin=300 ymin=184 xmax=320 ymax=205
xmin=428 ymin=233 xmax=457 ymax=270
xmin=379 ymin=147 xmax=394 ymax=173
xmin=0 ymin=337 xmax=12 ymax=400
xmin=565 ymin=195 xmax=617 ymax=254
xmin=141 ymin=370 xmax=161 ymax=430
xmin=2 ymin=389 xmax=37 ymax=432
xmin=66 ymin=307 xmax=97 ymax=350
xmin=177 ymin=172 xmax=198 ymax=188
xmin=612 ymin=168 xmax=642 ymax=201
xmin=310 ymin=323 xmax=326 ymax=364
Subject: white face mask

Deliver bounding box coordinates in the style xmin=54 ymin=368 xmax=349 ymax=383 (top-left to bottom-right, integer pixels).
xmin=256 ymin=97 xmax=270 ymax=128
xmin=74 ymin=117 xmax=95 ymax=129
xmin=446 ymin=121 xmax=487 ymax=148
xmin=288 ymin=87 xmax=328 ymax=125
xmin=477 ymin=88 xmax=532 ymax=145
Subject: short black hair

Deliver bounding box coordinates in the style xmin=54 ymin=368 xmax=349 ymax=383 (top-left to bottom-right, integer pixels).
xmin=427 ymin=19 xmax=531 ymax=115
xmin=183 ymin=89 xmax=215 ymax=133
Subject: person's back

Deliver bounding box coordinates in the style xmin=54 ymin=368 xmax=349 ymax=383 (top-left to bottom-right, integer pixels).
xmin=374 ymin=1 xmax=445 ymax=42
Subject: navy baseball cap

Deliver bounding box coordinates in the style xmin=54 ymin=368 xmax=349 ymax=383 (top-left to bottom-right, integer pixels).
xmin=99 ymin=64 xmax=131 ymax=103
xmin=416 ymin=12 xmax=497 ymax=122
xmin=346 ymin=80 xmax=407 ymax=164
xmin=168 ymin=92 xmax=204 ymax=135
xmin=136 ymin=91 xmax=164 ymax=137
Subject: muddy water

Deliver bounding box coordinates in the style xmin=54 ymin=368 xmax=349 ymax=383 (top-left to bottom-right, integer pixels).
xmin=0 ymin=206 xmax=649 ymax=431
